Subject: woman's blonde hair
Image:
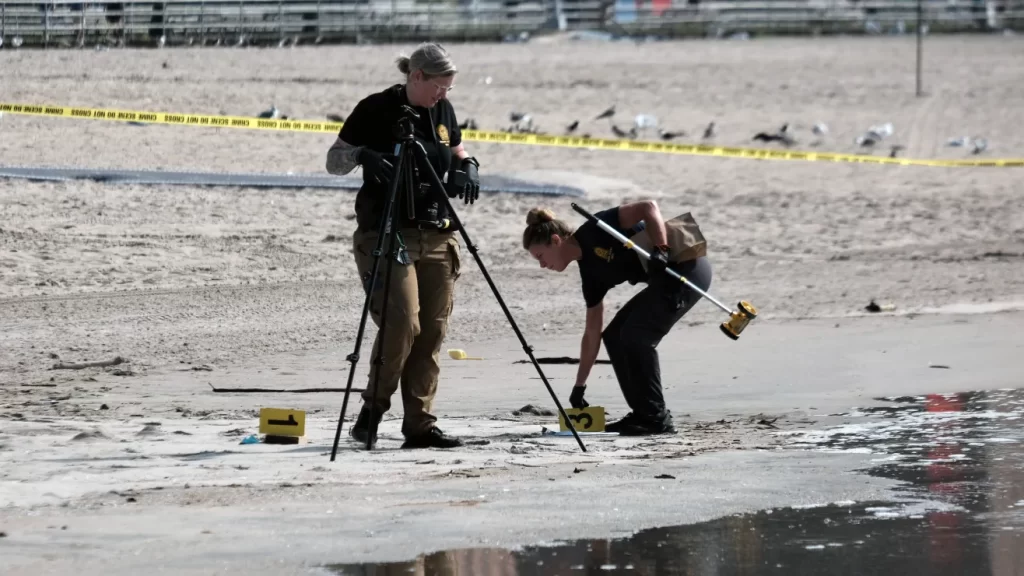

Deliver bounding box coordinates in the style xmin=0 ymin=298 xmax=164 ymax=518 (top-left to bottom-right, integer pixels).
xmin=395 ymin=42 xmax=457 ymax=79
xmin=523 ymin=208 xmax=575 ymax=250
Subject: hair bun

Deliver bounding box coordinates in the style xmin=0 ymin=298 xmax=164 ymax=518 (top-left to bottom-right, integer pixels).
xmin=526 ymin=208 xmax=556 ymax=226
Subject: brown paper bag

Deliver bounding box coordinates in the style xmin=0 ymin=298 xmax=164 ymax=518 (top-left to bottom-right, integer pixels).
xmin=633 ymin=212 xmax=707 ymax=270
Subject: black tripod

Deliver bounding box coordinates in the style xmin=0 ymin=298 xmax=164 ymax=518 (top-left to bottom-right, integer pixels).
xmin=329 ymin=107 xmax=586 ymax=460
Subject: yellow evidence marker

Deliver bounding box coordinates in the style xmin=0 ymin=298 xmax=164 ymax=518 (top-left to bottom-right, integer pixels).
xmin=559 ymin=406 xmax=606 ymax=433
xmin=259 ymin=407 xmax=306 ymax=444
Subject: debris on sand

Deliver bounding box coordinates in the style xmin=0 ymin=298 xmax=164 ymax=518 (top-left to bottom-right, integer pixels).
xmin=513 ymin=356 xmax=612 ymax=365
xmin=865 ymin=300 xmax=896 ymax=313
xmin=52 ymin=356 xmax=125 ymax=370
xmin=929 ymin=364 xmax=951 ymax=369
xmin=71 ymin=430 xmax=110 ymax=442
xmin=207 ymin=383 xmax=361 ymax=394
xmin=513 ymin=404 xmax=555 ymax=417
xmin=655 ymin=474 xmax=676 ymax=479
xmin=136 ymin=424 xmax=163 ymax=437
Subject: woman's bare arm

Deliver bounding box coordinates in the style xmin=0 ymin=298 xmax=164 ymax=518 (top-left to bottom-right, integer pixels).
xmin=575 ymin=302 xmax=604 ymax=387
xmin=617 ymin=200 xmax=668 ymax=247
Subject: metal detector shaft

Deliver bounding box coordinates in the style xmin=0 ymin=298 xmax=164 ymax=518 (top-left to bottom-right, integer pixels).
xmin=411 ymin=142 xmax=587 ymax=453
xmin=570 ymin=202 xmax=733 ymax=316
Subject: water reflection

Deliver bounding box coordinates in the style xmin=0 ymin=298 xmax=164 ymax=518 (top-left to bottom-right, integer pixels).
xmin=323 ymin=389 xmax=1023 ymax=576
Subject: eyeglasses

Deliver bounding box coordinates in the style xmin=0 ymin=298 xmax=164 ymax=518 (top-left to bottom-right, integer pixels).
xmin=429 ymin=80 xmax=455 ymax=94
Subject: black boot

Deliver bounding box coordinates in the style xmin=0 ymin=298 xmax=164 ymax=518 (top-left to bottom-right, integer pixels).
xmin=618 ymin=410 xmax=677 ymax=436
xmin=401 ymin=426 xmax=463 ymax=449
xmin=605 ymin=412 xmax=641 ymax=434
xmin=350 ymin=405 xmax=384 ymax=448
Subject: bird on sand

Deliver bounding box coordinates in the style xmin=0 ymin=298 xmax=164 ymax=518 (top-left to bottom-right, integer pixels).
xmin=753 ymin=123 xmax=796 ymax=146
xmin=889 ymin=145 xmax=905 ymax=158
xmin=458 ymin=118 xmax=478 ymax=130
xmin=702 ymin=121 xmax=716 ymax=140
xmin=971 ymin=138 xmax=988 ymax=154
xmin=611 ymin=124 xmax=638 ymax=139
xmin=594 ymin=105 xmax=615 ymax=121
xmin=258 ymin=105 xmax=280 ymax=119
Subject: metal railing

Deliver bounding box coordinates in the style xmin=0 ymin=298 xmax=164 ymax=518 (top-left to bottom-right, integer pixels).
xmin=0 ymin=0 xmax=1020 ymax=48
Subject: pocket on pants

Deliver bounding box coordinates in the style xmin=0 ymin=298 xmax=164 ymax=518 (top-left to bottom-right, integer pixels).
xmin=446 ymin=237 xmax=462 ymax=281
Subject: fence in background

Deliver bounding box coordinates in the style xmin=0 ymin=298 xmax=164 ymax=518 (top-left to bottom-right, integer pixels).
xmin=0 ymin=0 xmax=1021 ymax=48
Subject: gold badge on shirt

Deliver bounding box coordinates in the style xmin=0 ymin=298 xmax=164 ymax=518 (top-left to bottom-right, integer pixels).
xmin=593 ymin=246 xmax=614 ymax=262
xmin=437 ymin=124 xmax=450 ymax=146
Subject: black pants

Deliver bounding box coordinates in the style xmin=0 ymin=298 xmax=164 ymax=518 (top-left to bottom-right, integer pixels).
xmin=601 ymin=256 xmax=712 ymax=418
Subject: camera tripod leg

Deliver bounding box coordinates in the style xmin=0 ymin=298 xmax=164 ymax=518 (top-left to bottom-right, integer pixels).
xmin=408 ymin=142 xmax=588 ymax=453
xmin=330 ymin=139 xmax=412 ymax=461
xmin=363 ymin=208 xmax=403 ymax=451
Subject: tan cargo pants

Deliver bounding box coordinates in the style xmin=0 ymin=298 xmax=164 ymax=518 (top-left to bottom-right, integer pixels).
xmin=352 ymin=227 xmax=462 ymax=437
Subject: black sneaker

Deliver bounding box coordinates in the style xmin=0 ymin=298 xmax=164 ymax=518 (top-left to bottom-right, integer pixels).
xmin=401 ymin=426 xmax=464 ymax=449
xmin=605 ymin=412 xmax=641 ymax=434
xmin=350 ymin=406 xmax=384 ymax=448
xmin=618 ymin=411 xmax=677 ymax=436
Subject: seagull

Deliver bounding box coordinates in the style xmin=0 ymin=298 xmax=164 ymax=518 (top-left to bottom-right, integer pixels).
xmin=158 ymin=34 xmax=166 ymax=48
xmin=702 ymin=121 xmax=716 ymax=140
xmin=947 ymin=137 xmax=969 ymax=147
xmin=971 ymin=138 xmax=988 ymax=154
xmin=611 ymin=124 xmax=637 ymax=139
xmin=634 ymin=114 xmax=658 ymax=131
xmin=258 ymin=105 xmax=280 ymax=119
xmin=594 ymin=105 xmax=615 ymax=121
xmin=565 ymin=120 xmax=580 ymax=134
xmin=12 ymin=36 xmax=24 ymax=48
xmin=508 ymin=112 xmax=533 ymax=133
xmin=866 ymin=122 xmax=894 ymax=139
xmin=812 ymin=122 xmax=829 ymax=136
xmin=889 ymin=145 xmax=905 ymax=158
xmin=855 ymin=123 xmax=893 ymax=147
xmin=753 ymin=124 xmax=796 ymax=146
xmin=457 ymin=118 xmax=478 ymax=130
xmin=855 ymin=134 xmax=878 ymax=147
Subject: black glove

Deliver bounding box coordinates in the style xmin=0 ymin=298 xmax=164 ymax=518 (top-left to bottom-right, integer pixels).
xmin=569 ymin=385 xmax=589 ymax=409
xmin=648 ymin=245 xmax=671 ymax=280
xmin=356 ymin=147 xmax=395 ymax=185
xmin=452 ymin=157 xmax=480 ymax=205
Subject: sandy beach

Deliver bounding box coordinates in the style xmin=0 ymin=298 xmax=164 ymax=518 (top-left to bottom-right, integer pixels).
xmin=2 ymin=34 xmax=1024 ymax=574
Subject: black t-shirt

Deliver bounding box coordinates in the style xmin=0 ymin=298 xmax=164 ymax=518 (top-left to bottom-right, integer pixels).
xmin=338 ymin=83 xmax=463 ymax=232
xmin=573 ymin=207 xmax=648 ymax=308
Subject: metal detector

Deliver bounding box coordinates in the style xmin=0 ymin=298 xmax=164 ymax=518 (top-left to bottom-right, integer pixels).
xmin=570 ymin=203 xmax=758 ymax=340
xmin=329 ymin=107 xmax=587 ymax=460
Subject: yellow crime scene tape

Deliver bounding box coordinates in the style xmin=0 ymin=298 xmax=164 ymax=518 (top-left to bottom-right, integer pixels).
xmin=3 ymin=102 xmax=1022 ymax=169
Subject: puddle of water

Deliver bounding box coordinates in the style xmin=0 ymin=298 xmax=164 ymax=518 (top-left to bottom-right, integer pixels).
xmin=319 ymin=389 xmax=1024 ymax=575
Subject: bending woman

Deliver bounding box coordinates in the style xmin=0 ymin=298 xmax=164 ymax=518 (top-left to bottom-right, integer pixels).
xmin=521 ymin=201 xmax=711 ymax=436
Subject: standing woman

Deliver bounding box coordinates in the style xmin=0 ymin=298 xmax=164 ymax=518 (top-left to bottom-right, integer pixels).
xmin=521 ymin=201 xmax=712 ymax=436
xmin=325 ymin=42 xmax=482 ymax=449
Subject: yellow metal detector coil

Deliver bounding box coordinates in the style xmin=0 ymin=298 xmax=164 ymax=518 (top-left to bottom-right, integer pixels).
xmin=720 ymin=301 xmax=758 ymax=340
